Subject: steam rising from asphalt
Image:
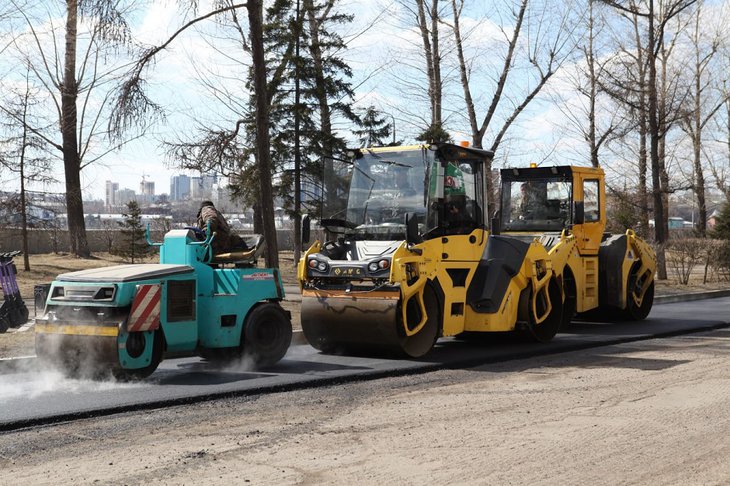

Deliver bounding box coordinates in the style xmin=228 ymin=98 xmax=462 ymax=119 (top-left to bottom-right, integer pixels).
xmin=0 ymin=360 xmax=143 ymax=404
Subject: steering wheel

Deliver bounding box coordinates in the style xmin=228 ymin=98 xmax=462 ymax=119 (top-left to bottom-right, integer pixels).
xmin=184 ymin=226 xmax=207 ymax=241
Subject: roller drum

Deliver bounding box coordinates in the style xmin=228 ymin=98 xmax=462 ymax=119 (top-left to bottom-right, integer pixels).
xmin=301 ymin=288 xmax=439 ymax=357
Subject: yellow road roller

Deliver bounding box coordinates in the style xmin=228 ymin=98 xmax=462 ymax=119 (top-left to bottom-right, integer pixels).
xmin=298 ymin=144 xmax=655 ymax=357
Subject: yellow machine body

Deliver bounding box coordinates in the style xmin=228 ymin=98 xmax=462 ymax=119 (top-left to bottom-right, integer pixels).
xmin=298 ymin=146 xmax=655 ymax=358
xmin=500 ymin=165 xmax=656 ymax=320
xmin=298 ymin=144 xmax=567 ymax=357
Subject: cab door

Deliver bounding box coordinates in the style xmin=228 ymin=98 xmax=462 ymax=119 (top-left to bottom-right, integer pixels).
xmin=572 ymin=169 xmax=605 ymax=255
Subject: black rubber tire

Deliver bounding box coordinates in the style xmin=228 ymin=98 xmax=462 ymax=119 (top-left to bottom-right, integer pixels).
xmin=113 ymin=331 xmax=164 ymax=381
xmin=623 ymin=279 xmax=654 ymax=321
xmin=17 ymin=302 xmax=29 ymax=326
xmin=243 ymin=303 xmax=292 ymax=367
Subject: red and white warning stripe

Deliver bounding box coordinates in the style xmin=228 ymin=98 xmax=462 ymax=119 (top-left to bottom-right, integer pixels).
xmin=127 ymin=284 xmax=161 ymax=332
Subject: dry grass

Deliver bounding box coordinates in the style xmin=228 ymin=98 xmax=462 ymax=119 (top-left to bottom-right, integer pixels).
xmin=13 ymin=251 xmax=300 ymax=304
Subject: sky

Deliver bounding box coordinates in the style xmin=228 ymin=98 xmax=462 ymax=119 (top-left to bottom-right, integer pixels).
xmin=1 ymin=0 xmax=728 ymax=204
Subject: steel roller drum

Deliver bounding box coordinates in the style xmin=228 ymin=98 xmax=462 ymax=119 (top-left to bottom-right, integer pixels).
xmin=301 ymin=289 xmax=437 ymax=357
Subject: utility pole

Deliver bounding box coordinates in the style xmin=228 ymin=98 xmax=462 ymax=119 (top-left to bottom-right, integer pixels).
xmin=389 ymin=113 xmax=397 ymax=146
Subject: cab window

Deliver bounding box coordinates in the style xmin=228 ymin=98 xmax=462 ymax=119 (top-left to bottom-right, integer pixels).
xmin=584 ymin=179 xmax=600 ymax=222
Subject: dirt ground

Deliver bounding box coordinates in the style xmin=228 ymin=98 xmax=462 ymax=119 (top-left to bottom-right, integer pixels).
xmin=0 ymin=330 xmax=728 ymax=484
xmin=11 ymin=251 xmax=300 ymax=302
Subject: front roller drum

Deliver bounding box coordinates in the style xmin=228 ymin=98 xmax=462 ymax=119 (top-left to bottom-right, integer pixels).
xmin=301 ymin=288 xmax=439 ymax=358
xmin=35 ymin=329 xmax=119 ymax=378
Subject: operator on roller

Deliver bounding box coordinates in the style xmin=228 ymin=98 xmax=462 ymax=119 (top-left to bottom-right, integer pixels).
xmin=196 ymin=200 xmax=246 ymax=254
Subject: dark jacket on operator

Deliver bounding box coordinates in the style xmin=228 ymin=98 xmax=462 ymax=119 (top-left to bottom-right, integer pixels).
xmin=197 ymin=202 xmax=244 ymax=254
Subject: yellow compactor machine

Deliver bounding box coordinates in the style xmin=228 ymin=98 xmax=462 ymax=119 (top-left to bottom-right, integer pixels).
xmin=298 ymin=144 xmax=656 ymax=357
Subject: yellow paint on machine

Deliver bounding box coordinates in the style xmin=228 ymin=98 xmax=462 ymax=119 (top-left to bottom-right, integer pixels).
xmin=35 ymin=323 xmax=119 ymax=337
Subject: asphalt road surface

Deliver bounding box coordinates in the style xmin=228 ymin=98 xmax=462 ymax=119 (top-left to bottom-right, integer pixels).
xmin=1 ymin=297 xmax=729 ymax=431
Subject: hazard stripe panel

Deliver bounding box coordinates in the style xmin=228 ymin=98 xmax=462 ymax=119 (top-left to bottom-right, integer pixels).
xmin=127 ymin=284 xmax=161 ymax=332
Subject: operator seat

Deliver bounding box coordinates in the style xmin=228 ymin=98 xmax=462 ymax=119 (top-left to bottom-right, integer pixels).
xmin=211 ymin=234 xmax=266 ymax=266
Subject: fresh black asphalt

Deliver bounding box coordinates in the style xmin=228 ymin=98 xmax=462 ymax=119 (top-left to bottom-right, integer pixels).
xmin=1 ymin=297 xmax=728 ymax=432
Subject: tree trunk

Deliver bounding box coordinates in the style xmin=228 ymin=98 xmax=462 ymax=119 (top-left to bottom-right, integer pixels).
xmin=430 ymin=0 xmax=442 ymax=126
xmin=252 ymin=202 xmax=263 ymax=234
xmin=305 ymin=0 xmax=336 ymax=236
xmin=247 ymin=0 xmax=279 ymax=268
xmin=19 ymin=78 xmax=30 ymax=271
xmin=415 ymin=0 xmax=442 ymax=128
xmin=588 ymin=0 xmax=599 ymax=168
xmin=62 ymin=0 xmax=90 ymax=258
xmin=631 ymin=11 xmax=650 ymax=238
xmin=20 ymin=134 xmax=30 ymax=272
xmin=647 ymin=0 xmax=667 ymax=280
xmin=690 ymin=5 xmax=707 ymax=236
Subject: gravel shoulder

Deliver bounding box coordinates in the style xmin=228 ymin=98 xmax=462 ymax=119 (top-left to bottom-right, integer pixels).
xmin=1 ymin=330 xmax=728 ymax=484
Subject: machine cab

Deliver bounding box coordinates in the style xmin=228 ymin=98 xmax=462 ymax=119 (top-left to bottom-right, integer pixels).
xmin=499 ymin=165 xmax=606 ymax=254
xmin=319 ymin=143 xmax=493 ymax=243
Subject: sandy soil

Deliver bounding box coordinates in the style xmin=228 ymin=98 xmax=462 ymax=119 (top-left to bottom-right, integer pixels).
xmin=0 ymin=330 xmax=728 ymax=484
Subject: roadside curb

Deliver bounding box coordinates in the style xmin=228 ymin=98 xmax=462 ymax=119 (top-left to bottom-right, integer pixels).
xmin=654 ymin=289 xmax=730 ymax=304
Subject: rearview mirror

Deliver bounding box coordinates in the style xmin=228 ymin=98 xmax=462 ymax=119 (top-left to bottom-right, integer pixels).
xmin=405 ymin=212 xmax=421 ymax=245
xmin=490 ymin=212 xmax=501 ymax=235
xmin=573 ymin=201 xmax=584 ymax=225
xmin=302 ymin=214 xmax=311 ymax=245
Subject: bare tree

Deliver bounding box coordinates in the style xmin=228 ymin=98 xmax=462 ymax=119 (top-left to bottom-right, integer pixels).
xmin=551 ymin=0 xmax=621 ymax=169
xmin=600 ymin=0 xmax=698 ymax=280
xmin=3 ymin=0 xmax=139 ymax=258
xmin=679 ymin=0 xmax=725 ymax=236
xmin=449 ymin=0 xmax=580 ymax=206
xmin=0 ymin=65 xmax=55 ymax=271
xmin=109 ymin=1 xmax=283 ymax=267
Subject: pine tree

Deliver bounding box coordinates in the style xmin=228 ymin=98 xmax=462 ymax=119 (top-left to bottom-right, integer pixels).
xmin=416 ymin=122 xmax=452 ymax=144
xmin=352 ymin=106 xmax=393 ymax=147
xmin=710 ymin=200 xmax=730 ymax=240
xmin=114 ymin=201 xmax=151 ymax=263
xmin=263 ymin=0 xmax=359 ymax=219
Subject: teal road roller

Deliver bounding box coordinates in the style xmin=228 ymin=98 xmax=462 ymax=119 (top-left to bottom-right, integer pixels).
xmin=35 ymin=227 xmax=292 ymax=379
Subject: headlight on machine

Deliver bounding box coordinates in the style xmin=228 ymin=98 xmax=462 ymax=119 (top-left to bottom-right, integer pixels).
xmin=368 ymin=259 xmax=390 ymax=273
xmin=308 ymin=258 xmax=329 ymax=273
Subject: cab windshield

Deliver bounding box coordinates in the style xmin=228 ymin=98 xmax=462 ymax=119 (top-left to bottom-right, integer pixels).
xmin=322 ymin=148 xmax=430 ymax=239
xmin=500 ymin=178 xmax=572 ymax=232
xmin=321 ymin=145 xmax=487 ymax=240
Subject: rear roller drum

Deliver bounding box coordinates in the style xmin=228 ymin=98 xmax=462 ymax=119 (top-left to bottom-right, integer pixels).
xmin=519 ymin=278 xmax=563 ymax=343
xmin=398 ymin=286 xmax=440 ymax=358
xmin=623 ymin=266 xmax=654 ymax=321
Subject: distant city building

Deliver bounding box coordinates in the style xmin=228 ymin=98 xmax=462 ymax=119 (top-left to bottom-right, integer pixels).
xmin=190 ymin=176 xmax=202 ymax=200
xmin=140 ymin=180 xmax=155 ymax=196
xmin=212 ymin=180 xmax=234 ymax=209
xmin=200 ymin=174 xmax=217 ymax=200
xmin=105 ymin=181 xmax=119 ymax=209
xmin=116 ymin=188 xmax=136 ymax=206
xmin=170 ymin=175 xmax=191 ymax=201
